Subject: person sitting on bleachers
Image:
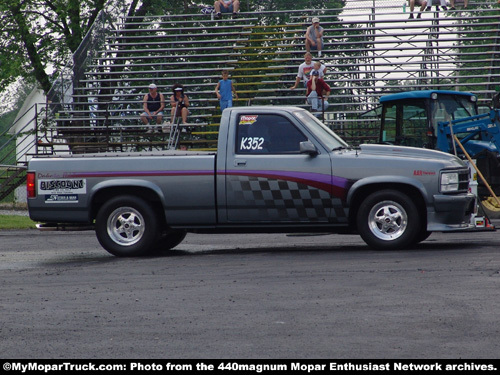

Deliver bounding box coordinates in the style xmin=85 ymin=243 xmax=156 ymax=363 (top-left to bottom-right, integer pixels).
xmin=306 ymin=70 xmax=330 ymax=112
xmin=426 ymin=0 xmax=447 ymax=11
xmin=290 ymin=52 xmax=314 ymax=90
xmin=407 ymin=0 xmax=427 ymax=19
xmin=140 ymin=83 xmax=165 ymax=128
xmin=305 ymin=17 xmax=324 ymax=57
xmin=312 ymin=60 xmax=327 ymax=79
xmin=214 ymin=0 xmax=240 ymax=19
xmin=170 ymin=83 xmax=190 ymax=125
xmin=449 ymin=0 xmax=468 ymax=9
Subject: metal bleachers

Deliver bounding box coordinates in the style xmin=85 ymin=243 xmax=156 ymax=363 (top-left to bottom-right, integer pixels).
xmin=34 ymin=2 xmax=500 ymax=154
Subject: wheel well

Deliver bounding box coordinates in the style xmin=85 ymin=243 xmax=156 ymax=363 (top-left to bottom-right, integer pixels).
xmin=348 ymin=183 xmax=427 ymax=230
xmin=90 ymin=187 xmax=165 ymax=225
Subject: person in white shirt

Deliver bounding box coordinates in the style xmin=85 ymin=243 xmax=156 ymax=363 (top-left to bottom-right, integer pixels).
xmin=290 ymin=52 xmax=314 ymax=90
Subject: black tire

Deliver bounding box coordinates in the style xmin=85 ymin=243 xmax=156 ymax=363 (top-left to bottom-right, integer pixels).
xmin=357 ymin=189 xmax=420 ymax=250
xmin=95 ymin=195 xmax=160 ymax=257
xmin=415 ymin=229 xmax=432 ymax=244
xmin=152 ymin=230 xmax=187 ymax=253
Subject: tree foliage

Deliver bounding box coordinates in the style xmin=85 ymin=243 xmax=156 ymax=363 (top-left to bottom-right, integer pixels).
xmin=455 ymin=6 xmax=500 ymax=95
xmin=0 ymin=0 xmax=166 ymax=94
xmin=1 ymin=0 xmax=104 ymax=93
xmin=0 ymin=0 xmax=346 ymax=96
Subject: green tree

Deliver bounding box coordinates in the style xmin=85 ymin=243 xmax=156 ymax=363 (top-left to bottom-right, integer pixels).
xmin=0 ymin=0 xmax=106 ymax=93
xmin=454 ymin=6 xmax=500 ymax=96
xmin=0 ymin=0 xmax=169 ymax=95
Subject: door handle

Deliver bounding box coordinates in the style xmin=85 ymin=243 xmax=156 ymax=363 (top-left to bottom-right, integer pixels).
xmin=234 ymin=159 xmax=247 ymax=167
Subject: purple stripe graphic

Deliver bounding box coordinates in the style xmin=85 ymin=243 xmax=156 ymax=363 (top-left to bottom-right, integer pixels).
xmin=65 ymin=169 xmax=349 ymax=198
xmin=66 ymin=170 xmax=212 ymax=178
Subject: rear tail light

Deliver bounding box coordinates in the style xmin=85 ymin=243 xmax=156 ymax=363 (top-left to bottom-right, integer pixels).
xmin=27 ymin=172 xmax=36 ymax=198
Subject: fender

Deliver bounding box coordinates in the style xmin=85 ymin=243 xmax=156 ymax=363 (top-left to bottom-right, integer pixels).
xmin=346 ymin=175 xmax=429 ymax=206
xmin=89 ymin=178 xmax=167 ymax=208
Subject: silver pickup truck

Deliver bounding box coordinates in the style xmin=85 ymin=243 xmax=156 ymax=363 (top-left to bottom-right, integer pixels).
xmin=27 ymin=106 xmax=475 ymax=256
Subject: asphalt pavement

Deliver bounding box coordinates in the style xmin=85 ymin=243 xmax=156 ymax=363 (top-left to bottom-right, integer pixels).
xmin=1 ymin=228 xmax=499 ymax=359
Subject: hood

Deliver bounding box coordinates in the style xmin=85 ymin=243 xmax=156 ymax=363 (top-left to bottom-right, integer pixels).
xmin=358 ymin=144 xmax=464 ymax=165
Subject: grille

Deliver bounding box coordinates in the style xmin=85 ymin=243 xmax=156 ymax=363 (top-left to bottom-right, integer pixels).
xmin=458 ymin=169 xmax=470 ymax=192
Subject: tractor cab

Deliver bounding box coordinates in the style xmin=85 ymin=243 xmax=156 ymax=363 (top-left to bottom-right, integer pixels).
xmin=377 ymin=90 xmax=480 ymax=151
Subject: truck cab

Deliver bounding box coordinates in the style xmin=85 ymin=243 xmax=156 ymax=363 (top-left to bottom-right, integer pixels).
xmin=377 ymin=90 xmax=483 ymax=150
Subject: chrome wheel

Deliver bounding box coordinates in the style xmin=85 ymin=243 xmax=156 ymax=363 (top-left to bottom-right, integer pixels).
xmin=357 ymin=190 xmax=420 ymax=250
xmin=368 ymin=200 xmax=408 ymax=241
xmin=107 ymin=206 xmax=146 ymax=247
xmin=96 ymin=195 xmax=160 ymax=256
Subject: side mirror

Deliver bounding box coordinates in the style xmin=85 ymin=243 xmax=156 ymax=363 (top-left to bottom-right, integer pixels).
xmin=300 ymin=141 xmax=318 ymax=156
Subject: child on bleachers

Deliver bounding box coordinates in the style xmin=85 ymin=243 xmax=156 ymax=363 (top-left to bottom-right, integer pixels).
xmin=215 ymin=70 xmax=238 ymax=112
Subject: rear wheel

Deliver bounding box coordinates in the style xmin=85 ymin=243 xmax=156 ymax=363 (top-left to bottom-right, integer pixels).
xmin=357 ymin=190 xmax=420 ymax=250
xmin=95 ymin=195 xmax=159 ymax=257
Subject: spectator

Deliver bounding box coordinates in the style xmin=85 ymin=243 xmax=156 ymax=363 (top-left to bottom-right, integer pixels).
xmin=305 ymin=17 xmax=324 ymax=57
xmin=290 ymin=52 xmax=314 ymax=90
xmin=170 ymin=83 xmax=189 ymax=124
xmin=426 ymin=0 xmax=447 ymax=10
xmin=312 ymin=60 xmax=328 ymax=79
xmin=306 ymin=70 xmax=330 ymax=112
xmin=214 ymin=0 xmax=240 ymax=19
xmin=408 ymin=0 xmax=427 ymax=19
xmin=215 ymin=70 xmax=238 ymax=112
xmin=450 ymin=0 xmax=468 ymax=9
xmin=141 ymin=83 xmax=165 ymax=128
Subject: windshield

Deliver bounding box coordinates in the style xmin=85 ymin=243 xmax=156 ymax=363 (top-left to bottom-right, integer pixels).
xmin=431 ymin=94 xmax=478 ymax=132
xmin=293 ymin=110 xmax=349 ymax=150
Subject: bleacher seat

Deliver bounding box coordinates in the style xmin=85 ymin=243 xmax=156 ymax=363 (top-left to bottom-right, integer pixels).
xmin=39 ymin=4 xmax=500 ymax=153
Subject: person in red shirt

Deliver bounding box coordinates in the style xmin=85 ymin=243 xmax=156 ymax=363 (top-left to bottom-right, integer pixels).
xmin=306 ymin=70 xmax=330 ymax=112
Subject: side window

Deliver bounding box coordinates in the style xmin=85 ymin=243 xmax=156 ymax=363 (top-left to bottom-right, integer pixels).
xmin=381 ymin=103 xmax=397 ymax=143
xmin=401 ymin=103 xmax=427 ymax=147
xmin=382 ymin=101 xmax=427 ymax=147
xmin=236 ymin=114 xmax=307 ymax=154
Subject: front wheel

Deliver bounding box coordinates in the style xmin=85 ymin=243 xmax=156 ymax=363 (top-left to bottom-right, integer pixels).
xmin=357 ymin=190 xmax=420 ymax=250
xmin=152 ymin=229 xmax=187 ymax=253
xmin=95 ymin=195 xmax=160 ymax=257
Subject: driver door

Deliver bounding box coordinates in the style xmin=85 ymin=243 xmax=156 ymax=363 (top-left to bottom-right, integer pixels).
xmin=224 ymin=113 xmax=334 ymax=223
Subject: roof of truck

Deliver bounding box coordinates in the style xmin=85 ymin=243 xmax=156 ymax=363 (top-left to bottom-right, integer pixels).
xmin=380 ymin=90 xmax=475 ymax=103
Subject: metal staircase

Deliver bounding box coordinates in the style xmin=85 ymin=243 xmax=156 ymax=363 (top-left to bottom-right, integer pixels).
xmin=0 ymin=103 xmax=47 ymax=201
xmin=0 ymin=166 xmax=26 ymax=202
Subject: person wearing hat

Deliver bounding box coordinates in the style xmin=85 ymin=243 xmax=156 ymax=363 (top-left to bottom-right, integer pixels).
xmin=306 ymin=69 xmax=330 ymax=112
xmin=305 ymin=17 xmax=324 ymax=57
xmin=141 ymin=83 xmax=165 ymax=128
xmin=170 ymin=83 xmax=190 ymax=124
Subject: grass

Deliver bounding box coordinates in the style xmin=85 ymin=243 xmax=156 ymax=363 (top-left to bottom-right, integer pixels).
xmin=0 ymin=215 xmax=38 ymax=230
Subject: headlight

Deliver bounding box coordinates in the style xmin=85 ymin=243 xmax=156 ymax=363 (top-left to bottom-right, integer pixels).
xmin=440 ymin=172 xmax=459 ymax=192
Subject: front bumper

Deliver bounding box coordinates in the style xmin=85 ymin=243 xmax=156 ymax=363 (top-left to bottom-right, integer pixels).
xmin=427 ymin=193 xmax=476 ymax=231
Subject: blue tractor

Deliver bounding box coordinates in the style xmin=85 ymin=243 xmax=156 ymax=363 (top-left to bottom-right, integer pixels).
xmin=374 ymin=90 xmax=500 ymax=220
